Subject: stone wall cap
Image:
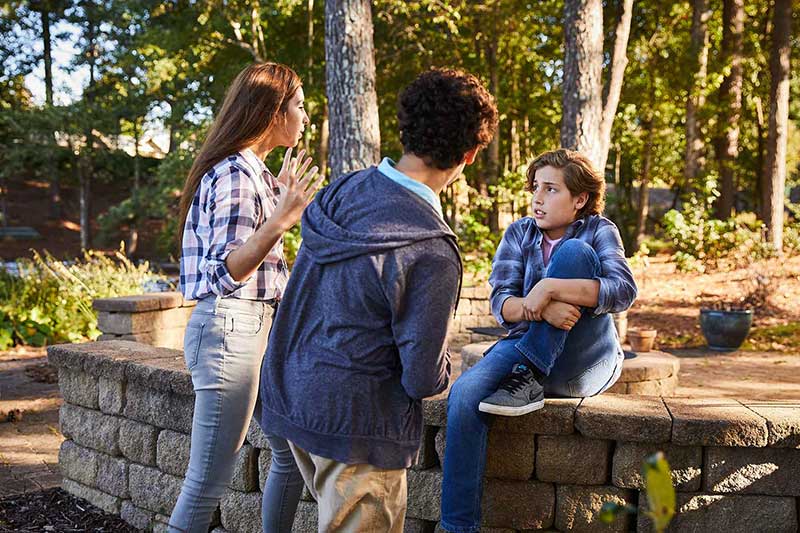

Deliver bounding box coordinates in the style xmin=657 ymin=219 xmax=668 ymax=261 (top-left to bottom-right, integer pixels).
xmin=617 ymin=351 xmax=680 ymax=383
xmin=576 ymin=394 xmax=671 ymax=442
xmin=93 ymin=292 xmax=193 ymax=313
xmin=49 ymin=341 xmax=182 ymax=385
xmin=667 ymin=397 xmax=769 ymax=447
xmin=742 ymin=401 xmax=800 ymax=448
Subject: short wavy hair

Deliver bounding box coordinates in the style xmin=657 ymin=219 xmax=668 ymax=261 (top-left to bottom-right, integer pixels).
xmin=398 ymin=68 xmax=498 ymax=170
xmin=526 ymin=149 xmax=606 ymax=218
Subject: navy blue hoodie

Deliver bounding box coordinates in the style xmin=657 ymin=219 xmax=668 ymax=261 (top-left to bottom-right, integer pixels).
xmin=259 ymin=166 xmax=462 ymax=469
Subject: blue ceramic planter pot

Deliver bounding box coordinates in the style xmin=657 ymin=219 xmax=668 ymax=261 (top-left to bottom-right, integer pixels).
xmin=699 ymin=309 xmax=753 ymax=351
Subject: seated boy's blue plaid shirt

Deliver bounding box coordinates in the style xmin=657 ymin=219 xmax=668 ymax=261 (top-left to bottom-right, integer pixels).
xmin=489 ymin=215 xmax=638 ymax=338
xmin=180 ymin=150 xmax=288 ymax=301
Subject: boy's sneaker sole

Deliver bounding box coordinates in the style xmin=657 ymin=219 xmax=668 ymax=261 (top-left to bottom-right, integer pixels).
xmin=477 ymin=399 xmax=545 ymax=416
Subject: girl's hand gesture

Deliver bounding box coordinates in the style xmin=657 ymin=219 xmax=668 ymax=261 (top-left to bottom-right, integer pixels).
xmin=273 ymin=147 xmax=324 ymax=230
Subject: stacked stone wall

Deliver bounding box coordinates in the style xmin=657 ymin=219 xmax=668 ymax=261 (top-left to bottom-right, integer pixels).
xmin=49 ymin=341 xmax=800 ymax=532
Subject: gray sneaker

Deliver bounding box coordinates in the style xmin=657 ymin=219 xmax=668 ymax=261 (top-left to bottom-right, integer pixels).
xmin=478 ymin=363 xmax=545 ymax=416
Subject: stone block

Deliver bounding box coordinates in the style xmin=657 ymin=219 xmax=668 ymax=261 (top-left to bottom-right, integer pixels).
xmin=407 ymin=468 xmax=443 ymax=521
xmin=493 ymin=398 xmax=580 ymax=435
xmin=612 ymin=442 xmax=702 ymax=491
xmin=93 ymin=292 xmax=185 ymax=313
xmin=98 ymin=376 xmax=126 ymax=414
xmin=555 ymin=484 xmax=635 ymax=532
xmin=62 ymin=478 xmax=121 ymax=514
xmin=745 ymin=401 xmax=800 ymax=448
xmin=231 ymin=445 xmax=259 ymax=492
xmin=576 ymin=395 xmax=671 ymax=443
xmin=292 ymin=501 xmax=319 ymax=532
xmin=447 ymin=333 xmax=472 ymax=350
xmin=258 ymin=446 xmax=272 ymax=489
xmin=58 ymin=367 xmax=99 ymax=409
xmin=413 ymin=426 xmax=439 ymax=470
xmin=221 ymin=490 xmax=262 ymax=533
xmin=535 ymin=434 xmax=611 ymax=485
xmin=128 ymin=463 xmax=183 ymax=515
xmin=156 ymin=429 xmax=191 ymax=477
xmin=125 ymin=353 xmax=192 ymax=396
xmin=617 ymin=351 xmax=679 ymax=383
xmin=481 ymin=478 xmax=554 ymax=530
xmin=119 ymin=418 xmax=159 ymax=465
xmin=704 ymin=447 xmax=800 ymax=496
xmin=423 ymin=399 xmax=448 ymax=427
xmin=455 ymin=299 xmax=472 ymax=317
xmin=470 ymin=299 xmax=490 ymax=315
xmin=118 ymin=328 xmax=187 ymax=351
xmin=59 ymin=403 xmax=121 ymax=456
xmin=59 ymin=440 xmax=99 ymax=486
xmin=96 ymin=454 xmax=129 ymax=498
xmin=98 ymin=306 xmax=194 ymax=335
xmin=247 ymin=418 xmax=271 ymax=449
xmin=434 ymin=428 xmax=535 ymax=480
xmin=666 ymin=397 xmax=768 ymax=447
xmin=405 ymin=518 xmax=436 ymax=533
xmin=121 ymin=500 xmax=155 ymax=530
xmin=626 ymin=375 xmax=679 ymax=396
xmin=123 ymin=382 xmax=194 ymax=434
xmin=461 ymin=285 xmax=490 ymax=299
xmin=638 ymin=493 xmax=798 ymax=532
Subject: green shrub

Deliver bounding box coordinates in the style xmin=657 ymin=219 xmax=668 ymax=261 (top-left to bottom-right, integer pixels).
xmin=663 ymin=208 xmax=776 ymax=272
xmin=0 ymin=248 xmax=171 ymax=348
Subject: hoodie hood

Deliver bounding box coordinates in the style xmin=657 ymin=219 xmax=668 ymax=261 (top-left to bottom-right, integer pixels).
xmin=301 ymin=167 xmax=458 ymax=265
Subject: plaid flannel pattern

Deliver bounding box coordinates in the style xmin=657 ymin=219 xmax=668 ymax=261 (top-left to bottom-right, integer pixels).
xmin=489 ymin=215 xmax=638 ymax=337
xmin=180 ymin=149 xmax=288 ymax=301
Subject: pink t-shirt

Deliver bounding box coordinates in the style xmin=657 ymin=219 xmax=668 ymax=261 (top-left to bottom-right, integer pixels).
xmin=542 ymin=234 xmax=563 ymax=267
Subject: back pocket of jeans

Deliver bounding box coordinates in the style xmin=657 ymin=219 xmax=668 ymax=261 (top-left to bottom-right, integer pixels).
xmin=183 ymin=323 xmax=205 ymax=370
xmin=225 ymin=312 xmax=262 ymax=336
xmin=567 ymin=358 xmax=610 ymax=397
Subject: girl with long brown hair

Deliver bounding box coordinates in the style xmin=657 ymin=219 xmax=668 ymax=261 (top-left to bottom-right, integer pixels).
xmin=169 ymin=62 xmax=322 ymax=533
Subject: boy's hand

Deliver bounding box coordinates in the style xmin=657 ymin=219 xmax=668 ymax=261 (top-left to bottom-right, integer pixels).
xmin=521 ymin=280 xmax=553 ymax=321
xmin=541 ymin=301 xmax=581 ymax=330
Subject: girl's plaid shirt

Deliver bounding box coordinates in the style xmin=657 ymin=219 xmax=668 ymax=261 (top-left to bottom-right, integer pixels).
xmin=179 ymin=149 xmax=288 ymax=302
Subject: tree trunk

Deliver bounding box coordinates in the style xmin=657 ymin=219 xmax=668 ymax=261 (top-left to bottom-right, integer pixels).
xmin=761 ymin=0 xmax=792 ymax=252
xmin=636 ymin=117 xmax=654 ymax=248
xmin=127 ymin=124 xmax=141 ymax=256
xmin=485 ymin=12 xmax=500 ymax=234
xmin=683 ymin=0 xmax=711 ymax=188
xmin=714 ymin=0 xmax=744 ymax=218
xmin=561 ymin=0 xmax=633 ymax=172
xmin=81 ymin=1 xmax=97 ymax=250
xmin=561 ymin=0 xmax=604 ymax=165
xmin=318 ymin=102 xmax=329 ymax=177
xmin=324 ymin=0 xmax=380 ymax=179
xmin=41 ymin=7 xmax=62 ymax=220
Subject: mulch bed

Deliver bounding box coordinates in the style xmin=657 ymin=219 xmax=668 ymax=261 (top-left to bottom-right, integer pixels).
xmin=0 ymin=488 xmax=140 ymax=532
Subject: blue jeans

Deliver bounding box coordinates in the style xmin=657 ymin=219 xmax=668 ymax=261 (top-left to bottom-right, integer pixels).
xmin=440 ymin=240 xmax=624 ymax=533
xmin=168 ymin=296 xmax=304 ymax=533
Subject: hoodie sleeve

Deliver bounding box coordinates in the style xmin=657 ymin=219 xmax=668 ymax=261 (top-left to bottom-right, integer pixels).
xmin=388 ymin=243 xmax=461 ymax=400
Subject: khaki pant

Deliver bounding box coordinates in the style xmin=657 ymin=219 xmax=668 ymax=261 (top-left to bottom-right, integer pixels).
xmin=289 ymin=442 xmax=407 ymax=532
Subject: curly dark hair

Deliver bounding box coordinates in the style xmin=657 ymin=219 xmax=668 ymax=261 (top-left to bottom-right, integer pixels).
xmin=398 ymin=68 xmax=498 ymax=170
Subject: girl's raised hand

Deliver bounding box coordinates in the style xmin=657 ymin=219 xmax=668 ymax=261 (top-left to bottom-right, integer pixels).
xmin=273 ymin=148 xmax=324 ymax=229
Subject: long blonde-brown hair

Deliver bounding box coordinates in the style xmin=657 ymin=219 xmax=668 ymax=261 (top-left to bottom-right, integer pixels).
xmin=178 ymin=62 xmax=301 ymax=236
xmin=526 ymin=149 xmax=606 ymax=218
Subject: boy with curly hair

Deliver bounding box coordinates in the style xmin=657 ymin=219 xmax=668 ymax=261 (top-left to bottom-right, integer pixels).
xmin=440 ymin=149 xmax=638 ymax=533
xmin=259 ymin=68 xmax=498 ymax=531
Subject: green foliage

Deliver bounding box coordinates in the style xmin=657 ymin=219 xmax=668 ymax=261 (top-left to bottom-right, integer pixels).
xmin=643 ymin=452 xmax=676 ymax=533
xmin=663 ymin=207 xmax=777 ymax=272
xmin=0 ymin=248 xmax=171 ymax=347
xmin=599 ymin=452 xmax=675 ymax=532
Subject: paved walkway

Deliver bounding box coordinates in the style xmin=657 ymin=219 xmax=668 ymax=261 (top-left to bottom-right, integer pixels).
xmin=0 ymin=348 xmax=63 ymax=498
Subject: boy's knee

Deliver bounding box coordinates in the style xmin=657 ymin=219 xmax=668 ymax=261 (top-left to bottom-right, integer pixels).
xmin=447 ymin=377 xmax=482 ymax=413
xmin=548 ymin=239 xmax=599 ymax=277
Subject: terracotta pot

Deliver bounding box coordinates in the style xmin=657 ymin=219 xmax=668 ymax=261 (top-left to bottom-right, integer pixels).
xmin=628 ymin=329 xmax=657 ymax=352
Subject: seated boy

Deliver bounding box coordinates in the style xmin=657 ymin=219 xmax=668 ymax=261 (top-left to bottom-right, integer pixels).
xmin=440 ymin=148 xmax=637 ymax=533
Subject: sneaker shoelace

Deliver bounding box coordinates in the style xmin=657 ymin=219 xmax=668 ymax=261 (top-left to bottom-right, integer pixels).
xmin=499 ymin=367 xmax=531 ymax=394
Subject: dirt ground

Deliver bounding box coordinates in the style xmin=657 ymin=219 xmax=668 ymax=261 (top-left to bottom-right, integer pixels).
xmin=625 ymin=254 xmax=800 ymax=351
